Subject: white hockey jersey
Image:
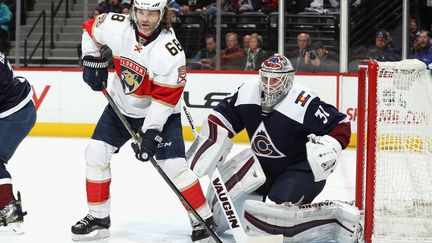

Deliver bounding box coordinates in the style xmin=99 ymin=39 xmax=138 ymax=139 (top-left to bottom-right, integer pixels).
xmin=82 ymin=13 xmax=187 ymax=132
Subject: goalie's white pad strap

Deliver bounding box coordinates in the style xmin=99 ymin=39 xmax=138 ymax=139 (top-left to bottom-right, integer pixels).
xmin=243 ymin=200 xmax=361 ymax=243
xmin=306 ymin=134 xmax=342 ymax=182
xmin=186 ymin=118 xmax=233 ymax=177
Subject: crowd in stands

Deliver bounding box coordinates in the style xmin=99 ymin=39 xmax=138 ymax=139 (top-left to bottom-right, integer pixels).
xmin=0 ymin=0 xmax=11 ymax=54
xmin=83 ymin=0 xmax=432 ymax=71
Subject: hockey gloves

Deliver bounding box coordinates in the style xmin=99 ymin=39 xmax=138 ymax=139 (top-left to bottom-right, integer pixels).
xmin=306 ymin=134 xmax=342 ymax=182
xmin=131 ymin=129 xmax=163 ymax=162
xmin=82 ymin=55 xmax=109 ymax=91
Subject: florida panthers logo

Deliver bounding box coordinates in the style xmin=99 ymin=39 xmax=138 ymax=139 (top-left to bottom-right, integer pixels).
xmin=251 ymin=123 xmax=285 ymax=158
xmin=119 ymin=57 xmax=147 ymax=94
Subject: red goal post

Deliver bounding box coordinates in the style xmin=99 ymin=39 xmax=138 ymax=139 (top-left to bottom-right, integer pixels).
xmin=356 ymin=59 xmax=432 ymax=243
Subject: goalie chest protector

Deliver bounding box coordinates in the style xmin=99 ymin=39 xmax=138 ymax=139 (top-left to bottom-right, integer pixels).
xmin=213 ymin=79 xmax=348 ymax=173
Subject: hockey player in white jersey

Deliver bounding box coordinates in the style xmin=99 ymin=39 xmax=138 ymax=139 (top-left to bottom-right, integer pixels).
xmin=71 ymin=0 xmax=215 ymax=241
xmin=187 ymin=54 xmax=363 ymax=242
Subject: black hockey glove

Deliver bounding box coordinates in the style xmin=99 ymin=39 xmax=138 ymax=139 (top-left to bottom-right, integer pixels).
xmin=131 ymin=129 xmax=163 ymax=162
xmin=82 ymin=55 xmax=109 ymax=91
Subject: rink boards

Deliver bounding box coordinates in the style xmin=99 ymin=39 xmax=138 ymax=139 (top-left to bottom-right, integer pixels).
xmin=13 ymin=69 xmax=359 ymax=146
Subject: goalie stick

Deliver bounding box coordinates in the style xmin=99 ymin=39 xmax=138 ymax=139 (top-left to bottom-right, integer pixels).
xmin=101 ymin=83 xmax=222 ymax=243
xmin=182 ymin=106 xmax=283 ymax=243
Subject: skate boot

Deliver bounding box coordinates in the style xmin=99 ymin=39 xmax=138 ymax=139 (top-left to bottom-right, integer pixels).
xmin=0 ymin=191 xmax=27 ymax=235
xmin=191 ymin=216 xmax=217 ymax=242
xmin=71 ymin=214 xmax=110 ymax=241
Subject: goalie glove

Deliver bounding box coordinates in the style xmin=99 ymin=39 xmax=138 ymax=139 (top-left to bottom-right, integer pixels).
xmin=306 ymin=134 xmax=342 ymax=182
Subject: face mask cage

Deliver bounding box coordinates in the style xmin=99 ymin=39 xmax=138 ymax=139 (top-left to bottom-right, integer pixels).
xmin=259 ymin=69 xmax=294 ymax=113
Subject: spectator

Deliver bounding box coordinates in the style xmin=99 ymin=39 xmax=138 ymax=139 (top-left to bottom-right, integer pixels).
xmin=192 ymin=34 xmax=216 ymax=70
xmin=286 ymin=32 xmax=311 ymax=71
xmin=0 ymin=1 xmax=11 ymax=54
xmin=92 ymin=6 xmax=103 ymax=17
xmin=210 ymin=32 xmax=244 ymax=70
xmin=243 ymin=33 xmax=270 ymax=71
xmin=409 ymin=18 xmax=420 ymax=54
xmin=386 ymin=31 xmax=401 ymax=56
xmin=99 ymin=0 xmax=122 ymax=13
xmin=167 ymin=0 xmax=184 ymax=23
xmin=226 ymin=0 xmax=259 ymax=13
xmin=242 ymin=34 xmax=250 ymax=49
xmin=304 ymin=41 xmax=339 ymax=72
xmin=176 ymin=0 xmax=214 ymax=14
xmin=366 ymin=31 xmax=401 ymax=61
xmin=258 ymin=0 xmax=278 ymax=14
xmin=410 ymin=30 xmax=432 ymax=66
xmin=119 ymin=2 xmax=130 ymax=14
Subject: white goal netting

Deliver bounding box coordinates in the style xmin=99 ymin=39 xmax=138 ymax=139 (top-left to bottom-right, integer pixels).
xmin=364 ymin=59 xmax=432 ymax=243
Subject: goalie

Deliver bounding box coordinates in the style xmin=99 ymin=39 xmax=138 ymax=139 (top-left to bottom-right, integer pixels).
xmin=187 ymin=54 xmax=363 ymax=242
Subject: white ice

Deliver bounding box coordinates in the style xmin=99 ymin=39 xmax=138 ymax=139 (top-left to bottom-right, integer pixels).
xmin=2 ymin=137 xmax=356 ymax=243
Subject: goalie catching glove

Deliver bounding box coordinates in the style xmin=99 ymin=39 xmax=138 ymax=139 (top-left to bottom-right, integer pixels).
xmin=306 ymin=134 xmax=342 ymax=182
xmin=82 ymin=55 xmax=109 ymax=91
xmin=131 ymin=129 xmax=163 ymax=161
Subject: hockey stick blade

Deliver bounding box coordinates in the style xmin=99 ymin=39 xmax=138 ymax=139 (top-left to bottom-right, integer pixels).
xmin=101 ymin=83 xmax=222 ymax=243
xmin=183 ymin=106 xmax=283 ymax=243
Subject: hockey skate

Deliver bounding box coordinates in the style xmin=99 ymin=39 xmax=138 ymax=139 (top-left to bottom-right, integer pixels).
xmin=0 ymin=191 xmax=27 ymax=235
xmin=71 ymin=214 xmax=110 ymax=241
xmin=190 ymin=216 xmax=217 ymax=242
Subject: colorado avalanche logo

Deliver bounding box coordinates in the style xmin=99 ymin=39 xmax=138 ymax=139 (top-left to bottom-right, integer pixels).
xmin=251 ymin=123 xmax=285 ymax=158
xmin=262 ymin=55 xmax=287 ymax=71
xmin=119 ymin=57 xmax=147 ymax=94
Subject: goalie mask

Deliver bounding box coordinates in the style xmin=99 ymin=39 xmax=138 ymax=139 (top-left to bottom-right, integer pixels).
xmin=259 ymin=54 xmax=295 ymax=113
xmin=131 ymin=0 xmax=167 ymax=28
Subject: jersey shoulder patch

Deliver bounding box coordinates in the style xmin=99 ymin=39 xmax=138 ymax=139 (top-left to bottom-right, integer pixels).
xmin=276 ymin=83 xmax=318 ymax=124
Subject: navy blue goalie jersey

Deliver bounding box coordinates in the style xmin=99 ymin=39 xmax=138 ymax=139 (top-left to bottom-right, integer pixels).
xmin=0 ymin=52 xmax=33 ymax=118
xmin=211 ymin=78 xmax=351 ymax=174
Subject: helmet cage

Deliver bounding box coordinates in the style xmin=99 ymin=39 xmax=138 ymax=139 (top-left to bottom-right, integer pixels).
xmin=259 ymin=70 xmax=294 ymax=113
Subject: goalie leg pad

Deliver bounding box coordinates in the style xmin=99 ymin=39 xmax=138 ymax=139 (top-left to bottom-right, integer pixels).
xmin=85 ymin=139 xmax=117 ymax=219
xmin=186 ymin=119 xmax=233 ymax=177
xmin=242 ymin=200 xmax=361 ymax=242
xmin=206 ymin=148 xmax=266 ymax=233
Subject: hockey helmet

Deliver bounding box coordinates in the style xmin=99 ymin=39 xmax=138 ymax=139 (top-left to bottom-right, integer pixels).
xmin=132 ymin=0 xmax=168 ymax=25
xmin=259 ymin=54 xmax=295 ymax=113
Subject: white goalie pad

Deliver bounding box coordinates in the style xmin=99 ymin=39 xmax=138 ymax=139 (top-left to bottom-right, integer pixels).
xmin=217 ymin=148 xmax=266 ymax=199
xmin=186 ymin=119 xmax=233 ymax=177
xmin=207 ymin=149 xmax=266 ymax=232
xmin=243 ymin=200 xmax=362 ymax=243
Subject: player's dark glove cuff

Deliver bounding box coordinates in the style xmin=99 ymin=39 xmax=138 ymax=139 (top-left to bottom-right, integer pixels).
xmin=131 ymin=129 xmax=163 ymax=162
xmin=82 ymin=55 xmax=109 ymax=91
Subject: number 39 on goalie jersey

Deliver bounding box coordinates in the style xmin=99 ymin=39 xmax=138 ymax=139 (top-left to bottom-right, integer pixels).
xmin=81 ymin=13 xmax=186 ymax=131
xmin=210 ymin=79 xmax=351 ymax=174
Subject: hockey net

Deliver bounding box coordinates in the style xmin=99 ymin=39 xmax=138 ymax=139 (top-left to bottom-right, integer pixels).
xmin=356 ymin=59 xmax=432 ymax=243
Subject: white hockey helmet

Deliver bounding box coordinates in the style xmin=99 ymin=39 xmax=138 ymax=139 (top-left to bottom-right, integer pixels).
xmin=131 ymin=0 xmax=168 ymax=25
xmin=259 ymin=54 xmax=295 ymax=113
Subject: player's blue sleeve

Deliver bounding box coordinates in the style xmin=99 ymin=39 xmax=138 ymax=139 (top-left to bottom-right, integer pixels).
xmin=303 ymin=97 xmax=348 ymax=135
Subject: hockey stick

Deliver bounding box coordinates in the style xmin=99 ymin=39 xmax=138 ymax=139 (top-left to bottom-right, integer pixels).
xmin=100 ymin=83 xmax=222 ymax=243
xmin=183 ymin=106 xmax=283 ymax=243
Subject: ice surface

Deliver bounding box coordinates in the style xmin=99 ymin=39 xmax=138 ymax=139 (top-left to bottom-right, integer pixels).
xmin=3 ymin=137 xmax=356 ymax=243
